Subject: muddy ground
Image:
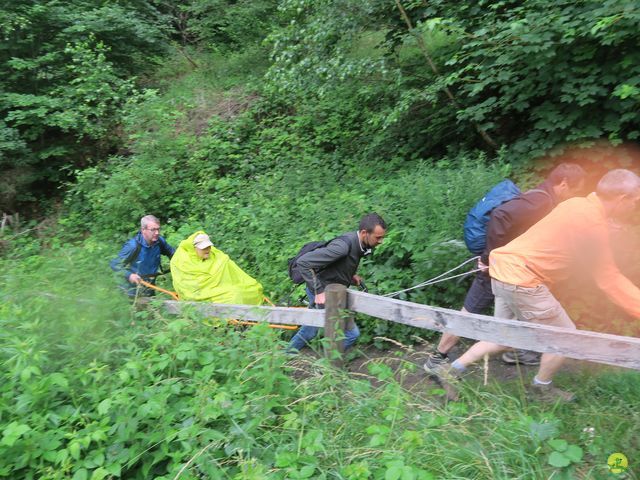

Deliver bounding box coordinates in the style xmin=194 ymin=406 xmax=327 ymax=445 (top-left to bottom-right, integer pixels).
xmin=285 ymin=338 xmax=613 ymax=400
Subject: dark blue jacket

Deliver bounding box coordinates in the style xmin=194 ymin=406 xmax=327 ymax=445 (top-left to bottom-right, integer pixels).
xmin=481 ymin=181 xmax=555 ymax=264
xmin=110 ymin=232 xmax=175 ymax=288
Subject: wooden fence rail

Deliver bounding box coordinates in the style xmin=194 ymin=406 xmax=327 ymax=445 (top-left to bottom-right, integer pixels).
xmin=162 ymin=300 xmax=325 ymax=327
xmin=159 ymin=283 xmax=640 ymax=371
xmin=348 ymin=289 xmax=640 ymax=370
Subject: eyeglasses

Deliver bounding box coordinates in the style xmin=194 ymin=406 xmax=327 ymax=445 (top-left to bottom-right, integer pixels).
xmin=145 ymin=227 xmax=161 ymax=232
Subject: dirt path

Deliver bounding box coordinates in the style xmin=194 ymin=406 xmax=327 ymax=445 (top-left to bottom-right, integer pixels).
xmin=287 ymin=339 xmax=612 ymax=397
xmin=347 ymin=341 xmax=542 ymax=393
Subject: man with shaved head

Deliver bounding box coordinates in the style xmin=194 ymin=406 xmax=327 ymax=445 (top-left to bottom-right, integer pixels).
xmin=430 ymin=169 xmax=640 ymax=402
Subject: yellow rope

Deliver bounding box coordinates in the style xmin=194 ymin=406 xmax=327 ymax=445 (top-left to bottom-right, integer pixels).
xmin=139 ymin=279 xmax=180 ymax=301
xmin=137 ymin=282 xmax=298 ymax=330
xmin=228 ymin=319 xmax=298 ymax=330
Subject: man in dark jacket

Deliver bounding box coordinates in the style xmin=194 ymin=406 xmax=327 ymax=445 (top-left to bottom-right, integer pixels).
xmin=424 ymin=163 xmax=586 ymax=370
xmin=110 ymin=215 xmax=175 ymax=296
xmin=288 ymin=212 xmax=387 ymax=352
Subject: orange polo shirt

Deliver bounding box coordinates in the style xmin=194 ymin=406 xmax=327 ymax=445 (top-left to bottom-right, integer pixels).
xmin=490 ymin=193 xmax=640 ymax=319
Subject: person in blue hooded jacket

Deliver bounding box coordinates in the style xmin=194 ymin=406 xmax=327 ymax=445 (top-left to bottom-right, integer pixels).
xmin=110 ymin=215 xmax=175 ymax=296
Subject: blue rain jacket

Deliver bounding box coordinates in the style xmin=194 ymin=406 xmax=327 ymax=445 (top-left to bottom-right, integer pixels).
xmin=110 ymin=232 xmax=175 ymax=294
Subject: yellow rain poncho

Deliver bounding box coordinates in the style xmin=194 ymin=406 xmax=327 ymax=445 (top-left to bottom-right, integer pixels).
xmin=170 ymin=231 xmax=263 ymax=305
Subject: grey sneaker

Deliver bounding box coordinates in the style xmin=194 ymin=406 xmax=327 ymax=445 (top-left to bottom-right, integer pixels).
xmin=501 ymin=349 xmax=541 ymax=366
xmin=424 ymin=362 xmax=461 ymax=401
xmin=423 ymin=353 xmax=450 ymax=373
xmin=527 ymin=383 xmax=576 ymax=403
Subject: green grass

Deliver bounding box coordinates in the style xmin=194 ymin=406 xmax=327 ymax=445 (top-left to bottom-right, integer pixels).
xmin=152 ymin=44 xmax=272 ymax=91
xmin=1 ymin=250 xmax=638 ymax=479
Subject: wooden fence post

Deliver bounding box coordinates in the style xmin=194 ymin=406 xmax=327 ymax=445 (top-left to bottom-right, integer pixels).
xmin=324 ymin=283 xmax=352 ymax=365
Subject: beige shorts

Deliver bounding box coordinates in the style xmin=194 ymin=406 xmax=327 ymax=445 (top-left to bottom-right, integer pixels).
xmin=491 ymin=279 xmax=576 ymax=329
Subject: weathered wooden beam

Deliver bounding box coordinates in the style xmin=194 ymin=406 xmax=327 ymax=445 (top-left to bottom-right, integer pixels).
xmin=347 ymin=290 xmax=640 ymax=370
xmin=324 ymin=284 xmax=349 ymax=365
xmin=161 ymin=300 xmax=325 ymax=327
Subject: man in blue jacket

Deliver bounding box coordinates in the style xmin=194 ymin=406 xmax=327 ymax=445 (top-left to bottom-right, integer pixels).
xmin=110 ymin=215 xmax=175 ymax=296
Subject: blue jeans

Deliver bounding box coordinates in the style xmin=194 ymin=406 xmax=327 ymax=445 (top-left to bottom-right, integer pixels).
xmin=288 ymin=288 xmax=360 ymax=351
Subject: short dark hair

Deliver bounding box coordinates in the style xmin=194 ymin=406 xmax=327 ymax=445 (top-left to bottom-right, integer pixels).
xmin=547 ymin=163 xmax=586 ymax=188
xmin=359 ymin=212 xmax=387 ymax=232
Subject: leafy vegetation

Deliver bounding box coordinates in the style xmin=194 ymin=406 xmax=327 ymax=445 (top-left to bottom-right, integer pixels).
xmin=264 ymin=0 xmax=640 ymax=158
xmin=1 ymin=252 xmax=638 ymax=478
xmin=0 ymin=0 xmax=167 ymax=209
xmin=2 ymin=0 xmax=640 ymax=478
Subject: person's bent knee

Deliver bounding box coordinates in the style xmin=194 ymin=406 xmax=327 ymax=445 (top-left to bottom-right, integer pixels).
xmin=299 ymin=326 xmax=319 ymax=341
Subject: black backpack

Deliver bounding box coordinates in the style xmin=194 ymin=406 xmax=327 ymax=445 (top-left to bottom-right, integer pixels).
xmin=287 ymin=235 xmax=352 ymax=285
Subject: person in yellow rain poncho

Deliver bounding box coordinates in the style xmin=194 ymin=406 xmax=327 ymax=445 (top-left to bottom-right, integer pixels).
xmin=170 ymin=231 xmax=263 ymax=305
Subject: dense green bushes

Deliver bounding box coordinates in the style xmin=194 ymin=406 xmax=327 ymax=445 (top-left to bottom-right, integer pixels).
xmin=177 ymin=0 xmax=280 ymax=49
xmin=265 ymin=0 xmax=640 ymax=159
xmin=6 ymin=0 xmax=640 ymax=214
xmin=2 ymin=252 xmax=639 ymax=479
xmin=0 ymin=0 xmax=169 ymax=210
xmin=421 ymin=0 xmax=640 ymax=155
xmin=64 ymin=67 xmax=512 ymax=343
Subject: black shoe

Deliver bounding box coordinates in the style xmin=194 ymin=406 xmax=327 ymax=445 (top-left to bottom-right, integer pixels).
xmin=502 ymin=349 xmax=541 ymax=366
xmin=423 ymin=353 xmax=450 ymax=373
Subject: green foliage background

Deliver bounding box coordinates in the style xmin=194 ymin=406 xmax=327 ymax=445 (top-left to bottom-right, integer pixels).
xmin=2 ymin=0 xmax=640 ymax=478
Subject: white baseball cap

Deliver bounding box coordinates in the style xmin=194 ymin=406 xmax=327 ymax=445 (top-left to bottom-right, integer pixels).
xmin=193 ymin=233 xmax=213 ymax=249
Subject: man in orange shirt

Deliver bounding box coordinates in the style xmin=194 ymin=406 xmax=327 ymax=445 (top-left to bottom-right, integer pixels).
xmin=424 ymin=163 xmax=585 ymax=371
xmin=430 ymin=169 xmax=640 ymax=402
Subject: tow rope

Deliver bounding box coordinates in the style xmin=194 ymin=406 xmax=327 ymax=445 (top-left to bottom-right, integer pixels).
xmin=383 ymin=256 xmax=482 ymax=298
xmin=137 ymin=279 xmax=298 ymax=330
xmin=136 ymin=256 xmax=481 ymax=324
xmin=139 ymin=279 xmax=179 ymax=301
